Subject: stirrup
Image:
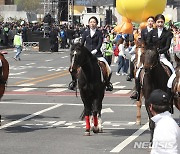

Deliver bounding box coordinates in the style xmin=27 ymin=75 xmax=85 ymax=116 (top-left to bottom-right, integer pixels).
xmin=106 ymin=82 xmax=113 ymax=91
xmin=68 ymin=81 xmax=76 ymax=90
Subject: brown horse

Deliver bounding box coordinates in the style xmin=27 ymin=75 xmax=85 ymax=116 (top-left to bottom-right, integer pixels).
xmin=172 ymin=54 xmax=180 ymax=110
xmin=0 ymin=53 xmax=9 ymax=98
xmin=133 ymin=38 xmax=145 ymax=125
xmin=0 ymin=52 xmax=9 ymax=124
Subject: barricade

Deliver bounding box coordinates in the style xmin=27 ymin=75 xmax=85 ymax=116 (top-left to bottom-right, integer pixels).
xmin=23 ymin=42 xmax=39 ymax=51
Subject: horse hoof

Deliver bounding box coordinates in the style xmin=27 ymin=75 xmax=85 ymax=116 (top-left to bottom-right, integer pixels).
xmin=99 ymin=127 xmax=103 ymax=133
xmin=92 ymin=126 xmax=99 ymax=133
xmin=84 ymin=130 xmax=90 ymax=136
xmin=136 ymin=121 xmax=141 ymax=125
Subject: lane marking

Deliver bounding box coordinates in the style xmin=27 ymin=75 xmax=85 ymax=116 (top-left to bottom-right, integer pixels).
xmin=110 ymin=122 xmax=149 ymax=153
xmin=28 ymin=72 xmax=70 ymax=84
xmin=17 ymin=83 xmax=35 ymax=86
xmin=113 ymin=90 xmax=131 ymax=94
xmin=48 ymin=84 xmax=66 ymax=87
xmin=9 ymin=72 xmax=27 ymax=76
xmin=0 ymin=102 xmax=145 ymax=107
xmin=46 ymin=88 xmax=67 ymax=93
xmin=113 ymin=86 xmax=126 ymax=89
xmin=14 ymin=70 xmax=69 ymax=85
xmin=0 ymin=102 xmax=58 ymax=105
xmin=0 ymin=104 xmax=62 ymax=130
xmin=112 ymin=82 xmax=120 ymax=85
xmin=13 ymin=88 xmax=37 ymax=92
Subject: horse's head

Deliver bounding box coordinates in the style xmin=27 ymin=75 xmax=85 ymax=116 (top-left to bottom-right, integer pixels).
xmin=70 ymin=43 xmax=91 ymax=71
xmin=135 ymin=40 xmax=145 ymax=69
xmin=143 ymin=49 xmax=159 ymax=72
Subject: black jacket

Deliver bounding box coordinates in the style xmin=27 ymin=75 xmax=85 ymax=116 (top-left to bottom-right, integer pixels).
xmin=141 ymin=27 xmax=152 ymax=46
xmin=81 ymin=28 xmax=103 ymax=57
xmin=146 ymin=28 xmax=173 ymax=60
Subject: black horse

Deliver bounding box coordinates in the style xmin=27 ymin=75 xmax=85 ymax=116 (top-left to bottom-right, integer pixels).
xmin=70 ymin=43 xmax=106 ymax=136
xmin=139 ymin=49 xmax=171 ymax=142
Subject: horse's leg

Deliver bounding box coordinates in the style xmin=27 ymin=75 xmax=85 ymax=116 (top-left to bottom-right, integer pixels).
xmin=92 ymin=99 xmax=100 ymax=134
xmin=145 ymin=101 xmax=155 ymax=143
xmin=98 ymin=113 xmax=103 ymax=133
xmin=83 ymin=102 xmax=92 ymax=136
xmin=136 ymin=90 xmax=143 ymax=125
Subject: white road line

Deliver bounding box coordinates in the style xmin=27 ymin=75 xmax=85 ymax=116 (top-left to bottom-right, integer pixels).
xmin=112 ymin=82 xmax=120 ymax=85
xmin=46 ymin=88 xmax=67 ymax=92
xmin=26 ymin=63 xmax=35 ymax=65
xmin=113 ymin=90 xmax=131 ymax=94
xmin=9 ymin=72 xmax=27 ymax=76
xmin=13 ymin=88 xmax=37 ymax=92
xmin=45 ymin=59 xmax=53 ymax=62
xmin=61 ymin=56 xmax=69 ymax=59
xmin=17 ymin=83 xmax=35 ymax=87
xmin=110 ymin=122 xmax=149 ymax=153
xmin=0 ymin=104 xmax=63 ymax=130
xmin=113 ymin=86 xmax=126 ymax=89
xmin=48 ymin=84 xmax=66 ymax=87
xmin=52 ymin=121 xmax=66 ymax=126
xmin=0 ymin=102 xmax=145 ymax=107
xmin=0 ymin=102 xmax=58 ymax=105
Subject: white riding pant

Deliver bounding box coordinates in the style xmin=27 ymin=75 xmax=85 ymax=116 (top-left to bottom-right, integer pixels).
xmin=136 ymin=64 xmax=143 ymax=78
xmin=167 ymin=72 xmax=176 ymax=88
xmin=0 ymin=60 xmax=2 ymax=67
xmin=160 ymin=54 xmax=175 ymax=73
xmin=98 ymin=57 xmax=111 ymax=76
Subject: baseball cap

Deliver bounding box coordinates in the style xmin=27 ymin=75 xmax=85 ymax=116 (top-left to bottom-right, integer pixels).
xmin=148 ymin=89 xmax=169 ymax=106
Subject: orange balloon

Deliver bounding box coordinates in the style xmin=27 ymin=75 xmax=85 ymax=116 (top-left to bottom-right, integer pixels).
xmin=114 ymin=17 xmax=133 ymax=34
xmin=139 ymin=22 xmax=147 ymax=30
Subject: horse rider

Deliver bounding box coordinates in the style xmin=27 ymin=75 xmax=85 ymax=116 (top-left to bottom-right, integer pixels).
xmin=132 ymin=14 xmax=175 ymax=101
xmin=130 ymin=16 xmax=155 ymax=99
xmin=68 ymin=16 xmax=113 ymax=91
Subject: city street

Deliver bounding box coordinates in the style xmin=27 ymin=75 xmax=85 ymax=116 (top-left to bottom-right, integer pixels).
xmin=0 ymin=48 xmax=179 ymax=154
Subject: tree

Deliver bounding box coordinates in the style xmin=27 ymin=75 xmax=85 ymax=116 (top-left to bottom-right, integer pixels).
xmin=15 ymin=0 xmax=41 ymax=13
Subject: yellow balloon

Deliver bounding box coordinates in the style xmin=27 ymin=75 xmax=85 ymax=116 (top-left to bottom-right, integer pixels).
xmin=116 ymin=0 xmax=167 ymax=23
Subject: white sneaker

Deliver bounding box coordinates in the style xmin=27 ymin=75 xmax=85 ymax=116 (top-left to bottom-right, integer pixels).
xmin=122 ymin=73 xmax=128 ymax=76
xmin=116 ymin=72 xmax=121 ymax=76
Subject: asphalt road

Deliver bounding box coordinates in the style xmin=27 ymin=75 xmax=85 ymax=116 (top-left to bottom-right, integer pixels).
xmin=0 ymin=48 xmax=179 ymax=154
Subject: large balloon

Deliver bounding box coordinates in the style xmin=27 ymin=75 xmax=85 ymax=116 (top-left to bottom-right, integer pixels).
xmin=116 ymin=0 xmax=167 ymax=23
xmin=114 ymin=17 xmax=133 ymax=34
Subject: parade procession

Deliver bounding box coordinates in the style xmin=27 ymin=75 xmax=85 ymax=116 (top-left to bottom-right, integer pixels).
xmin=0 ymin=0 xmax=179 ymax=154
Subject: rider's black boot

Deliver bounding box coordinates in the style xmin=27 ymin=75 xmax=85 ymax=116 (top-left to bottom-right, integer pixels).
xmin=0 ymin=67 xmax=5 ymax=84
xmin=130 ymin=78 xmax=140 ymax=100
xmin=106 ymin=73 xmax=113 ymax=91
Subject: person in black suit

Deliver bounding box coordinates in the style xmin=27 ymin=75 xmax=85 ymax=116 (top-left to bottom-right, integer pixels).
xmin=146 ymin=14 xmax=174 ymax=73
xmin=68 ymin=16 xmax=113 ymax=91
xmin=141 ymin=16 xmax=155 ymax=46
xmin=131 ymin=14 xmax=175 ymax=101
xmin=130 ymin=16 xmax=155 ymax=99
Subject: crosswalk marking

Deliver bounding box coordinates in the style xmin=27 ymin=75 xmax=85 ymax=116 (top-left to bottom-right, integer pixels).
xmin=46 ymin=88 xmax=67 ymax=92
xmin=13 ymin=88 xmax=37 ymax=92
xmin=48 ymin=84 xmax=66 ymax=87
xmin=113 ymin=90 xmax=131 ymax=94
xmin=17 ymin=83 xmax=35 ymax=87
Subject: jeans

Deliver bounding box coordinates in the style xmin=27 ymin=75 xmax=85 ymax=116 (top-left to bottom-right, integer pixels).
xmin=15 ymin=46 xmax=22 ymax=59
xmin=117 ymin=56 xmax=125 ymax=73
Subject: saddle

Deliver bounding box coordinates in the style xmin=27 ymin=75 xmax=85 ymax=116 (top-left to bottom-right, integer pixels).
xmin=98 ymin=61 xmax=108 ymax=83
xmin=160 ymin=62 xmax=172 ymax=77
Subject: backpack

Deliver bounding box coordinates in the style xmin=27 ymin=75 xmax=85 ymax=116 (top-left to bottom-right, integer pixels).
xmin=114 ymin=45 xmax=120 ymax=56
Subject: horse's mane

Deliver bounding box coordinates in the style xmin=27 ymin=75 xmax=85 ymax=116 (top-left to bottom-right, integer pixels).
xmin=71 ymin=43 xmax=98 ymax=63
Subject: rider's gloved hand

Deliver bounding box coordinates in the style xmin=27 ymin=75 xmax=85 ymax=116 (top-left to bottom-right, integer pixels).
xmin=91 ymin=49 xmax=97 ymax=55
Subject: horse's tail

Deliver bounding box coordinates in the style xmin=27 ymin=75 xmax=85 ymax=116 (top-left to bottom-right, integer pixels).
xmin=79 ymin=109 xmax=85 ymax=120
